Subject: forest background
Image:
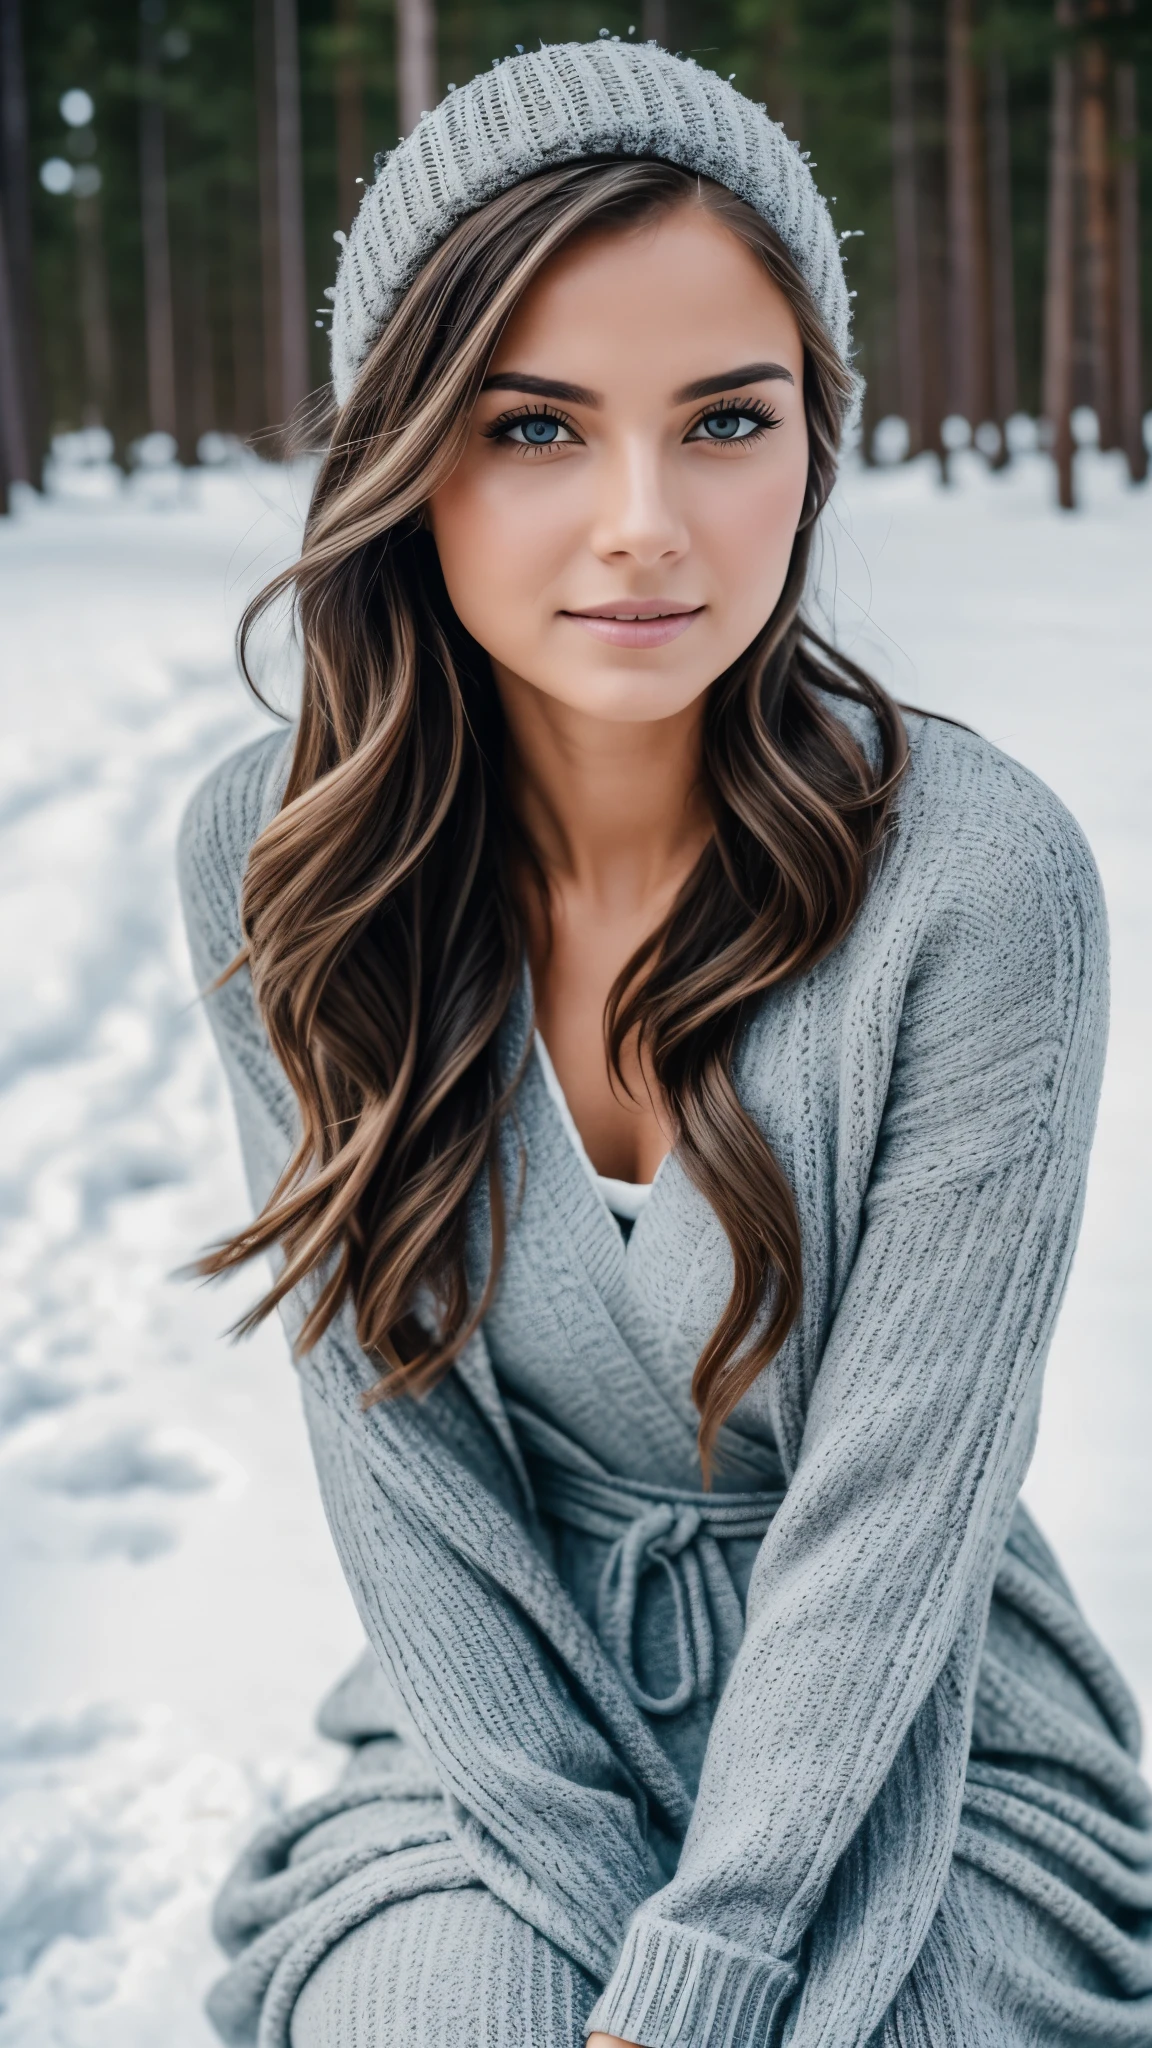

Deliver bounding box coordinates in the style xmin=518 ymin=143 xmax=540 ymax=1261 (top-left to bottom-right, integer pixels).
xmin=0 ymin=0 xmax=1149 ymax=511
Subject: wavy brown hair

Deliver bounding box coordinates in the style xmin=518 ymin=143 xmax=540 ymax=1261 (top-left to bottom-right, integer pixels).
xmin=200 ymin=158 xmax=908 ymax=1478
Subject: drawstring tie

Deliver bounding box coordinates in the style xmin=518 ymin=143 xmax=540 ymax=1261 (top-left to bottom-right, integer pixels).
xmin=531 ymin=1461 xmax=782 ymax=1717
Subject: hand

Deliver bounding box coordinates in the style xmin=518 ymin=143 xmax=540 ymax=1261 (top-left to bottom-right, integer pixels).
xmin=586 ymin=2036 xmax=642 ymax=2048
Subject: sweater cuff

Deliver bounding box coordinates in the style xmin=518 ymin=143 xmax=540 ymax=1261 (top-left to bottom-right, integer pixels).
xmin=586 ymin=1914 xmax=797 ymax=2048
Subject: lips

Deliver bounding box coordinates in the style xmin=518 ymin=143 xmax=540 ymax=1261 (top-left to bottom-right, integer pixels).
xmin=561 ymin=603 xmax=703 ymax=649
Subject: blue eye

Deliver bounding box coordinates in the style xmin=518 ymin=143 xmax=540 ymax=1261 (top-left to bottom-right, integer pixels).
xmin=496 ymin=412 xmax=576 ymax=448
xmin=691 ymin=407 xmax=770 ymax=442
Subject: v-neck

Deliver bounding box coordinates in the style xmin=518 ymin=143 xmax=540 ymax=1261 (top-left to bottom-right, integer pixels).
xmin=478 ymin=969 xmax=783 ymax=1491
xmin=532 ymin=1030 xmax=669 ymax=1226
xmin=479 ymin=1010 xmax=709 ymax=1489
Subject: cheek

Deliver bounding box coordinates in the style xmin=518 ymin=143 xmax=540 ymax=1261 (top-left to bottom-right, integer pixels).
xmin=695 ymin=441 xmax=809 ymax=611
xmin=431 ymin=465 xmax=575 ymax=650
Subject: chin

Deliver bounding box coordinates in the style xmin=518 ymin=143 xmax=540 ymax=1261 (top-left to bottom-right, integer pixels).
xmin=564 ymin=678 xmax=708 ymax=724
xmin=537 ymin=655 xmax=713 ymax=721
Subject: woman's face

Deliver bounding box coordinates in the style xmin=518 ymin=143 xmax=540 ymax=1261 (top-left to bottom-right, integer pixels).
xmin=428 ymin=199 xmax=810 ymax=727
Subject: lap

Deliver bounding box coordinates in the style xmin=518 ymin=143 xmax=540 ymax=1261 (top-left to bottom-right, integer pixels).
xmin=289 ymin=1887 xmax=596 ymax=2048
xmin=214 ymin=1514 xmax=1152 ymax=2048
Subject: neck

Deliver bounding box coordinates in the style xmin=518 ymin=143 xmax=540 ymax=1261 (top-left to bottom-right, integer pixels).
xmin=494 ymin=664 xmax=713 ymax=913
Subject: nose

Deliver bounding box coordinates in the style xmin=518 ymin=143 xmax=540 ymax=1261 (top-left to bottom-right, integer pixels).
xmin=588 ymin=433 xmax=689 ymax=569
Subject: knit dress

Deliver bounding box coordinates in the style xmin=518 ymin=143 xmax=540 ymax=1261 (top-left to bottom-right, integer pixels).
xmin=178 ymin=702 xmax=1152 ymax=2048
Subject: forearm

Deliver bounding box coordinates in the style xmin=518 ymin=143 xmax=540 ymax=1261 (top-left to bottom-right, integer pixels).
xmin=299 ymin=1359 xmax=681 ymax=1982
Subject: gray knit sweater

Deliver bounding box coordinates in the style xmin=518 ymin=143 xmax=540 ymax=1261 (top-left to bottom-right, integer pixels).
xmin=179 ymin=704 xmax=1152 ymax=2048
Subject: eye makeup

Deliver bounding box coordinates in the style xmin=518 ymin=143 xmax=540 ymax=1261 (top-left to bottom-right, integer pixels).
xmin=480 ymin=393 xmax=784 ymax=454
xmin=684 ymin=396 xmax=782 ymax=443
xmin=482 ymin=402 xmax=582 ymax=452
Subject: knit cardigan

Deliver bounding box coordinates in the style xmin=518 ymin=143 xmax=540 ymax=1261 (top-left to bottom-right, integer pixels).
xmin=178 ymin=701 xmax=1142 ymax=2048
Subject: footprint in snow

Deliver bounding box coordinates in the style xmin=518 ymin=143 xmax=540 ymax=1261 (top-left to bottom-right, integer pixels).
xmin=0 ymin=1701 xmax=137 ymax=1763
xmin=36 ymin=1424 xmax=224 ymax=1498
xmin=21 ymin=1423 xmax=244 ymax=1565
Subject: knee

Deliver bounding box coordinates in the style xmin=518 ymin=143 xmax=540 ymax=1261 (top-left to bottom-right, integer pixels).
xmin=289 ymin=1891 xmax=595 ymax=2048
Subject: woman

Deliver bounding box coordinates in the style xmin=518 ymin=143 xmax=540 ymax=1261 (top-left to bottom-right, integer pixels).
xmin=180 ymin=38 xmax=1152 ymax=2048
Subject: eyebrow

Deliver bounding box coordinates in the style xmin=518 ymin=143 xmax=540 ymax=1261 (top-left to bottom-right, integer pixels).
xmin=480 ymin=372 xmax=600 ymax=405
xmin=673 ymin=362 xmax=795 ymax=402
xmin=480 ymin=360 xmax=796 ymax=409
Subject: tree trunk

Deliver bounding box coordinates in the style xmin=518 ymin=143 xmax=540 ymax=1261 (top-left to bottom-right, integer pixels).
xmin=229 ymin=166 xmax=264 ymax=439
xmin=139 ymin=5 xmax=178 ymax=439
xmin=985 ymin=48 xmax=1018 ymax=456
xmin=272 ymin=0 xmax=308 ymax=431
xmin=641 ymin=0 xmax=669 ymax=43
xmin=1114 ymin=54 xmax=1146 ymax=480
xmin=254 ymin=0 xmax=309 ymax=441
xmin=254 ymin=0 xmax=281 ymax=431
xmin=396 ymin=0 xmax=436 ymax=140
xmin=1079 ymin=17 xmax=1115 ymax=447
xmin=890 ymin=0 xmax=924 ymax=456
xmin=183 ymin=228 xmax=215 ymax=460
xmin=0 ymin=194 xmax=29 ymax=500
xmin=334 ymin=0 xmax=365 ymax=227
xmin=1043 ymin=0 xmax=1077 ymax=509
xmin=0 ymin=0 xmax=39 ymax=478
xmin=945 ymin=0 xmax=990 ymax=432
xmin=75 ymin=189 xmax=114 ymax=426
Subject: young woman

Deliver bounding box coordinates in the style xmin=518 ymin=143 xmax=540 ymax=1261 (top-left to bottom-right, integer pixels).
xmin=180 ymin=38 xmax=1152 ymax=2048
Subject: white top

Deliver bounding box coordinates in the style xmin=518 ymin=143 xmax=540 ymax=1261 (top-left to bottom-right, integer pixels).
xmin=533 ymin=1031 xmax=658 ymax=1223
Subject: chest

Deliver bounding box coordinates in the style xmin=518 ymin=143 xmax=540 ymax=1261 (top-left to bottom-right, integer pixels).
xmin=473 ymin=885 xmax=915 ymax=1490
xmin=529 ymin=897 xmax=675 ymax=1186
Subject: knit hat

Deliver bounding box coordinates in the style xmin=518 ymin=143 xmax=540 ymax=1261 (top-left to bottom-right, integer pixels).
xmin=329 ymin=37 xmax=854 ymax=414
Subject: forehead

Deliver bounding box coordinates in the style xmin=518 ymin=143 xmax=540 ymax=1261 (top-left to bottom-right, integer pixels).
xmin=487 ymin=202 xmax=803 ymax=388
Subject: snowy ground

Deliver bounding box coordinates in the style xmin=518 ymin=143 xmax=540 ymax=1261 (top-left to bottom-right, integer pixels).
xmin=0 ymin=446 xmax=1149 ymax=2043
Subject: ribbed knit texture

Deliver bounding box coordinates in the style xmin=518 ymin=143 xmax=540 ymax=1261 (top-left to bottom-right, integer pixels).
xmin=290 ymin=1890 xmax=597 ymax=2048
xmin=329 ymin=39 xmax=852 ymax=411
xmin=179 ymin=706 xmax=1152 ymax=2048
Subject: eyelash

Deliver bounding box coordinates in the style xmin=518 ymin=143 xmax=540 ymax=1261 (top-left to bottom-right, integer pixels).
xmin=482 ymin=403 xmax=580 ymax=454
xmin=685 ymin=397 xmax=782 ymax=442
xmin=482 ymin=395 xmax=784 ymax=453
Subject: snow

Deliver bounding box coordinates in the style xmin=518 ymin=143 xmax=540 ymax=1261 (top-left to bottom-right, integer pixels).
xmin=1 ymin=445 xmax=1149 ymax=2041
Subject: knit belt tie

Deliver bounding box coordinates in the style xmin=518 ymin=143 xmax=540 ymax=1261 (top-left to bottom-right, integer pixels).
xmin=532 ymin=1460 xmax=783 ymax=1718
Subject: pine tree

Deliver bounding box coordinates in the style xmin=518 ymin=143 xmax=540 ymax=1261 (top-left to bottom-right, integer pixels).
xmin=1079 ymin=3 xmax=1115 ymax=448
xmin=0 ymin=0 xmax=38 ymax=478
xmin=7 ymin=0 xmax=1147 ymax=481
xmin=334 ymin=0 xmax=365 ymax=225
xmin=396 ymin=0 xmax=435 ymax=138
xmin=0 ymin=197 xmax=29 ymax=497
xmin=890 ymin=0 xmax=925 ymax=453
xmin=139 ymin=0 xmax=178 ymax=438
xmin=641 ymin=0 xmax=669 ymax=42
xmin=74 ymin=168 xmax=114 ymax=422
xmin=946 ymin=0 xmax=991 ymax=430
xmin=254 ymin=0 xmax=309 ymax=437
xmin=985 ymin=44 xmax=1018 ymax=452
xmin=1043 ymin=0 xmax=1077 ymax=506
xmin=1113 ymin=10 xmax=1145 ymax=480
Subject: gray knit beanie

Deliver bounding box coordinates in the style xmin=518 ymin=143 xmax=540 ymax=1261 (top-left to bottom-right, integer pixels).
xmin=329 ymin=37 xmax=854 ymax=415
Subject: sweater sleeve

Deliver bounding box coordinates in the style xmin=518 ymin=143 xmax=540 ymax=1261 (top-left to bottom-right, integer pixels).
xmin=176 ymin=737 xmax=686 ymax=1988
xmin=589 ymin=755 xmax=1110 ymax=2048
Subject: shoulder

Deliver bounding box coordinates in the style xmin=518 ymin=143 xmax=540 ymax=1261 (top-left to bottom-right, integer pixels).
xmin=895 ymin=710 xmax=1106 ymax=954
xmin=884 ymin=714 xmax=1108 ymax=1138
xmin=819 ymin=686 xmax=1106 ymax=970
xmin=177 ymin=727 xmax=293 ymax=972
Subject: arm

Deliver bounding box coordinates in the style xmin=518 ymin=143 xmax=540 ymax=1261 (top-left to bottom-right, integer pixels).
xmin=589 ymin=760 xmax=1110 ymax=2048
xmin=177 ymin=739 xmax=686 ymax=1985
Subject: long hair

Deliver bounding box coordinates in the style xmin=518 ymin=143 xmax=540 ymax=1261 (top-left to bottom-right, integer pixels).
xmin=200 ymin=158 xmax=908 ymax=1477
